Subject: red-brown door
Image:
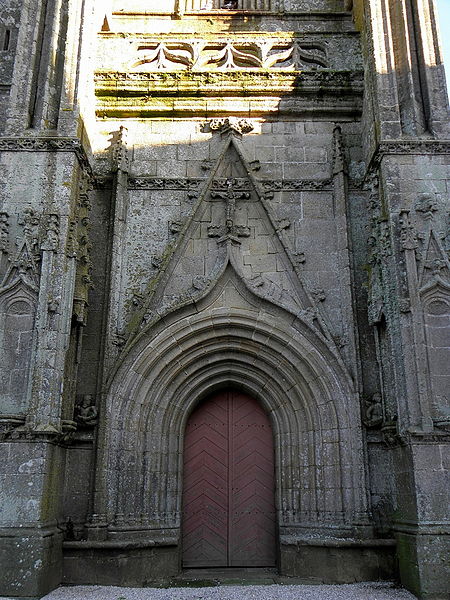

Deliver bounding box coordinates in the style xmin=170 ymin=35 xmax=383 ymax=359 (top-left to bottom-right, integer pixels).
xmin=182 ymin=390 xmax=276 ymax=567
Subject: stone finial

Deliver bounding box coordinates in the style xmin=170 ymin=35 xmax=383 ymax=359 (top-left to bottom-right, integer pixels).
xmin=112 ymin=125 xmax=130 ymax=172
xmin=209 ymin=117 xmax=254 ymax=136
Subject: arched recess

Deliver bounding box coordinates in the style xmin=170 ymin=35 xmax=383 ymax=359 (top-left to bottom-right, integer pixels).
xmin=0 ymin=278 xmax=37 ymax=414
xmin=97 ymin=267 xmax=369 ymax=540
xmin=420 ymin=278 xmax=450 ymax=422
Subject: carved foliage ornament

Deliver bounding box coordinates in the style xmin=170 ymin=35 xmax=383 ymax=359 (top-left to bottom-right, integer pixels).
xmin=132 ymin=40 xmax=328 ymax=72
xmin=209 ymin=117 xmax=254 ymax=136
xmin=73 ymin=180 xmax=94 ymax=325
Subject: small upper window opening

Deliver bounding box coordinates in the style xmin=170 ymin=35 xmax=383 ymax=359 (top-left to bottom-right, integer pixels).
xmin=222 ymin=0 xmax=238 ymax=7
xmin=3 ymin=29 xmax=11 ymax=51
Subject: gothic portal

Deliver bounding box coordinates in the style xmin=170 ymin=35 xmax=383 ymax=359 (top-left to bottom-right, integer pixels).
xmin=0 ymin=1 xmax=449 ymax=599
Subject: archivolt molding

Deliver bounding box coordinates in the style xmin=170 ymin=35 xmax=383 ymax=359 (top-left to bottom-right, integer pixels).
xmin=99 ymin=270 xmax=368 ymax=539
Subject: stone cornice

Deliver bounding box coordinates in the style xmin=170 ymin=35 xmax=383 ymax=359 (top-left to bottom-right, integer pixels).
xmin=95 ymin=70 xmax=363 ymax=87
xmin=95 ymin=70 xmax=363 ymax=118
xmin=0 ymin=137 xmax=94 ymax=177
xmin=372 ymin=140 xmax=450 ymax=168
xmin=359 ymin=139 xmax=450 ymax=187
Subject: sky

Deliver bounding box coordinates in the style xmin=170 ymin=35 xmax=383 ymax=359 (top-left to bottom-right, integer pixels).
xmin=436 ymin=0 xmax=450 ymax=88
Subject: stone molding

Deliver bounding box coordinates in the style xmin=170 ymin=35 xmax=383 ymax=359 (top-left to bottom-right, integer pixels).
xmin=95 ymin=69 xmax=363 ymax=86
xmin=0 ymin=137 xmax=93 ymax=176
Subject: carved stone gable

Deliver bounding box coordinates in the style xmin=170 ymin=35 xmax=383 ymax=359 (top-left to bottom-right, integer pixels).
xmin=127 ymin=136 xmax=329 ymax=343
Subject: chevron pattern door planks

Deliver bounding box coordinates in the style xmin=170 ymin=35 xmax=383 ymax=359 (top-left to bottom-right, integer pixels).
xmin=182 ymin=390 xmax=276 ymax=567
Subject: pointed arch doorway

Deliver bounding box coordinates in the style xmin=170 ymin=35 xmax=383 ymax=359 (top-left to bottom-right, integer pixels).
xmin=182 ymin=390 xmax=277 ymax=568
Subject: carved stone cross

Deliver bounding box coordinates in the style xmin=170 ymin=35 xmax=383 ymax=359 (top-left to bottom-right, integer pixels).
xmin=208 ymin=178 xmax=251 ymax=244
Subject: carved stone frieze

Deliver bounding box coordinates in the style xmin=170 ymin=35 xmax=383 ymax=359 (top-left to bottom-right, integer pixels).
xmin=261 ymin=178 xmax=333 ymax=191
xmin=96 ymin=70 xmax=362 ymax=85
xmin=128 ymin=177 xmax=203 ymax=190
xmin=127 ymin=176 xmax=333 ymax=192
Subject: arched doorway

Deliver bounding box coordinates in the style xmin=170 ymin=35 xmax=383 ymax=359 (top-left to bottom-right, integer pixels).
xmin=182 ymin=390 xmax=276 ymax=567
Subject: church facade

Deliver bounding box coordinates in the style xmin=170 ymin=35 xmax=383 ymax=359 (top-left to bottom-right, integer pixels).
xmin=0 ymin=1 xmax=449 ymax=598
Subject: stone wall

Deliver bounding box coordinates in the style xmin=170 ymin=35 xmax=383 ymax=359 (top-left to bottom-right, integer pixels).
xmin=0 ymin=0 xmax=449 ymax=598
xmin=0 ymin=0 xmax=20 ymax=125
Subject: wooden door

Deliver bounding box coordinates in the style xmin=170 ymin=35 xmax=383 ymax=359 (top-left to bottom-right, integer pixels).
xmin=182 ymin=390 xmax=276 ymax=567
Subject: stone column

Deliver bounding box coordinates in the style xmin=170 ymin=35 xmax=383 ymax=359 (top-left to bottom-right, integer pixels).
xmin=87 ymin=126 xmax=131 ymax=539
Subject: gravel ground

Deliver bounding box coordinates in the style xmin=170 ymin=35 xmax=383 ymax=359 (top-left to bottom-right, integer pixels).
xmin=19 ymin=582 xmax=417 ymax=600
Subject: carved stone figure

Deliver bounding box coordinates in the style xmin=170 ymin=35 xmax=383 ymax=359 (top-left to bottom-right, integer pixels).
xmin=41 ymin=214 xmax=60 ymax=251
xmin=0 ymin=213 xmax=9 ymax=253
xmin=74 ymin=395 xmax=99 ymax=427
xmin=364 ymin=393 xmax=383 ymax=428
